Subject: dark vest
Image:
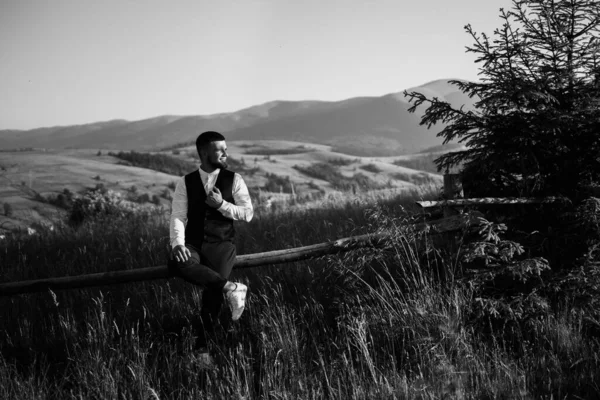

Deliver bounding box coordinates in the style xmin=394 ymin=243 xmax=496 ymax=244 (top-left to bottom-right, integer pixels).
xmin=184 ymin=169 xmax=236 ymax=248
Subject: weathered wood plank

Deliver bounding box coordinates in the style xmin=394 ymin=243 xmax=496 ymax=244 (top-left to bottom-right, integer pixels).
xmin=416 ymin=197 xmax=565 ymax=208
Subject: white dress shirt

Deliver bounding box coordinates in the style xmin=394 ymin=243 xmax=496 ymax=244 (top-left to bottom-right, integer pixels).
xmin=170 ymin=168 xmax=253 ymax=248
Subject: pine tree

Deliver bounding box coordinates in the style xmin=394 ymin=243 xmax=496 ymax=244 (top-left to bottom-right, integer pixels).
xmin=405 ymin=0 xmax=600 ymax=198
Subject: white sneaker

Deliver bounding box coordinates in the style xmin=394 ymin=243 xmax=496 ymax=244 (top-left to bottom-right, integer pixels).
xmin=226 ymin=283 xmax=247 ymax=321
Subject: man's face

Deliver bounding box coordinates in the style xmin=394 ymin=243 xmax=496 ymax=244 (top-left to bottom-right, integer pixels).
xmin=202 ymin=140 xmax=229 ymax=169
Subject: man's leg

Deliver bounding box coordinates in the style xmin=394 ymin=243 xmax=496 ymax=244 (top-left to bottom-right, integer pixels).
xmin=169 ymin=245 xmax=229 ymax=290
xmin=169 ymin=245 xmax=229 ymax=352
xmin=197 ymin=241 xmax=237 ymax=349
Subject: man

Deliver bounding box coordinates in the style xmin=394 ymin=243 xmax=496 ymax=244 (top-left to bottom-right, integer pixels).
xmin=169 ymin=130 xmax=254 ymax=364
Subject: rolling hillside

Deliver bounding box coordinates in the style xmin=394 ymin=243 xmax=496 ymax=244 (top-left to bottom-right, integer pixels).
xmin=0 ymin=140 xmax=449 ymax=233
xmin=0 ymin=79 xmax=476 ymax=154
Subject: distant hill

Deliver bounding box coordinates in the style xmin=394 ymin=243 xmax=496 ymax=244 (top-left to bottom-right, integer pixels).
xmin=0 ymin=79 xmax=476 ymax=155
xmin=0 ymin=120 xmax=129 ymax=149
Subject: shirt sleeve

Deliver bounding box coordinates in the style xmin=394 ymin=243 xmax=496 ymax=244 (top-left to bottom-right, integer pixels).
xmin=218 ymin=173 xmax=254 ymax=222
xmin=169 ymin=177 xmax=188 ymax=249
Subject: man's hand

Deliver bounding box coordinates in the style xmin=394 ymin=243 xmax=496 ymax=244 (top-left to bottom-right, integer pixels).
xmin=206 ymin=187 xmax=224 ymax=208
xmin=172 ymin=245 xmax=191 ymax=263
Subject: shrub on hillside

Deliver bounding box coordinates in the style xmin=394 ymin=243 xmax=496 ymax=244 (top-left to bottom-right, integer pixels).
xmin=134 ymin=193 xmax=151 ymax=204
xmin=46 ymin=188 xmax=75 ymax=210
xmin=110 ymin=151 xmax=196 ymax=176
xmin=263 ymin=173 xmax=293 ymax=193
xmin=293 ymin=163 xmax=338 ymax=181
xmin=328 ymin=158 xmax=358 ymax=166
xmin=68 ymin=188 xmax=147 ymax=225
xmin=33 ymin=193 xmax=47 ymax=203
xmin=359 ymin=163 xmax=382 ymax=173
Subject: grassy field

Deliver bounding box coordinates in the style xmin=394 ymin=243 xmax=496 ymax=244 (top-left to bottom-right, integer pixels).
xmin=1 ymin=184 xmax=599 ymax=399
xmin=0 ymin=149 xmax=177 ymax=232
xmin=0 ymin=142 xmax=443 ymax=234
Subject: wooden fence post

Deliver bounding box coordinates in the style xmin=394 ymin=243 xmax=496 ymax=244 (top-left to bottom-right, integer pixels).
xmin=441 ymin=173 xmax=464 ymax=252
xmin=291 ymin=182 xmax=296 ymax=205
xmin=443 ymin=173 xmax=463 ymax=217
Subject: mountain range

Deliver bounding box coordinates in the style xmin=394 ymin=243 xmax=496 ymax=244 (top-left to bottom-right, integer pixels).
xmin=0 ymin=79 xmax=475 ymax=156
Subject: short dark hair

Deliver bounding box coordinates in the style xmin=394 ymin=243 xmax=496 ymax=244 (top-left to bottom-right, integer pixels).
xmin=196 ymin=131 xmax=225 ymax=153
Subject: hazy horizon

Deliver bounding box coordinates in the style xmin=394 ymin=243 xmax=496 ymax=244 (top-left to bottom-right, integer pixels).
xmin=1 ymin=0 xmax=512 ymax=130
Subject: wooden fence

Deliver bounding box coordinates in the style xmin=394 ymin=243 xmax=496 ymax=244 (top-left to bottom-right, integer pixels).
xmin=0 ymin=174 xmax=562 ymax=297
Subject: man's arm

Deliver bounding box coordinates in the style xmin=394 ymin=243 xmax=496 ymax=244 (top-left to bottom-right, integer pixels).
xmin=169 ymin=177 xmax=188 ymax=249
xmin=217 ymin=173 xmax=253 ymax=222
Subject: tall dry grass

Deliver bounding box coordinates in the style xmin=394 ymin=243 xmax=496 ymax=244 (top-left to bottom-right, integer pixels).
xmin=0 ymin=188 xmax=599 ymax=399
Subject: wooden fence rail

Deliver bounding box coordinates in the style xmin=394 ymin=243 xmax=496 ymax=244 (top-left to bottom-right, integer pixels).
xmin=2 ymin=174 xmax=554 ymax=297
xmin=0 ymin=233 xmax=390 ymax=297
xmin=0 ymin=212 xmax=486 ymax=297
xmin=416 ymin=197 xmax=567 ymax=208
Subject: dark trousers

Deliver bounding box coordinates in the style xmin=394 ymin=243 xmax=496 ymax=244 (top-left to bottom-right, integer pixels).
xmin=169 ymin=241 xmax=236 ymax=349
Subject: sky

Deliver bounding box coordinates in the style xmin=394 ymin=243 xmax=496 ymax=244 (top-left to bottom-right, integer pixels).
xmin=0 ymin=0 xmax=512 ymax=130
